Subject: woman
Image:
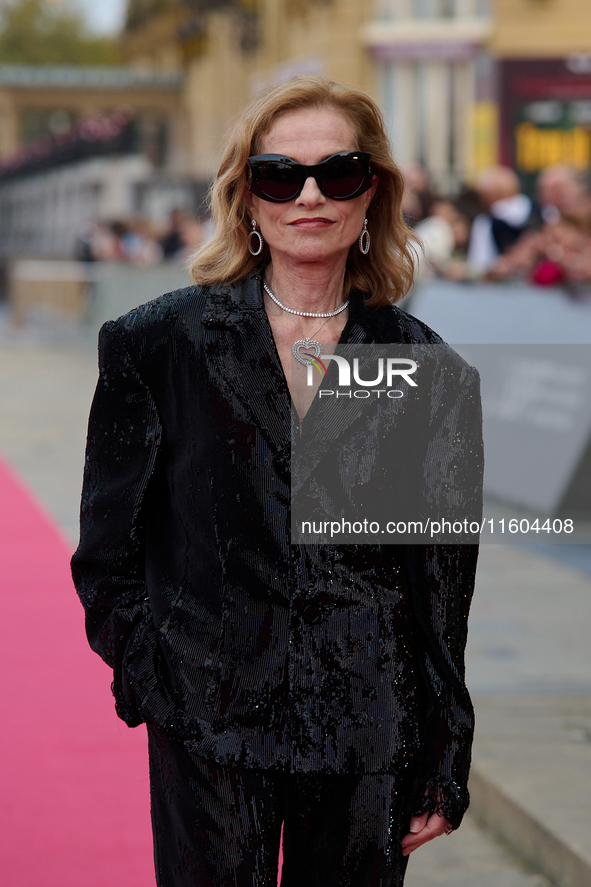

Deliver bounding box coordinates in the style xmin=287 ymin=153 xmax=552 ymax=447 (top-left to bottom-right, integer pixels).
xmin=71 ymin=76 xmax=482 ymax=887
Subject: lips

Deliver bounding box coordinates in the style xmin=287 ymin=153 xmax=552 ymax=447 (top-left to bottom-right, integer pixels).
xmin=289 ymin=217 xmax=334 ymax=227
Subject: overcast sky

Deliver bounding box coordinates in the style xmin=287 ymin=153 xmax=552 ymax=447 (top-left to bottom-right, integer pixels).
xmin=70 ymin=0 xmax=127 ymax=34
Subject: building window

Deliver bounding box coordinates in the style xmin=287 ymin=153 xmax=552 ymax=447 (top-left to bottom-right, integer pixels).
xmin=21 ymin=110 xmax=77 ymax=144
xmin=408 ymin=0 xmax=491 ymax=15
xmin=135 ymin=113 xmax=169 ymax=168
xmin=412 ymin=0 xmax=457 ymax=18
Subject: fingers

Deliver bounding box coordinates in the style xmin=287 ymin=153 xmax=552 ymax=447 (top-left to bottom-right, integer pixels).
xmin=409 ymin=812 xmax=428 ymax=833
xmin=400 ymin=812 xmax=451 ymax=856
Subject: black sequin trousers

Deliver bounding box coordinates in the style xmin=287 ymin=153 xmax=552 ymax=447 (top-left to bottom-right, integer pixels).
xmin=148 ymin=724 xmax=412 ymax=887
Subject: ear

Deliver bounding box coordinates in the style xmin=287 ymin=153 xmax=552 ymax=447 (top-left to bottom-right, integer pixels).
xmin=243 ymin=182 xmax=257 ymax=219
xmin=243 ymin=184 xmax=253 ymax=216
xmin=365 ymin=174 xmax=379 ymax=210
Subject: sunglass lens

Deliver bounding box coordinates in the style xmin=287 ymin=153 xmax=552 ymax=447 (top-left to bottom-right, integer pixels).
xmin=255 ymin=160 xmax=301 ymax=201
xmin=319 ymin=157 xmax=366 ymax=199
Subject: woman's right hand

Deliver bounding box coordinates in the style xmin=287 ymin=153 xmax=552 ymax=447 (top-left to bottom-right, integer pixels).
xmin=400 ymin=810 xmax=451 ymax=856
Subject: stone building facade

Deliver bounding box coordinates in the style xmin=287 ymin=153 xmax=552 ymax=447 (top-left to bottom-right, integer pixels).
xmin=3 ymin=0 xmax=591 ymax=262
xmin=0 ymin=65 xmax=183 ymax=167
xmin=124 ymin=0 xmax=376 ymax=180
xmin=121 ymin=0 xmax=591 ymax=190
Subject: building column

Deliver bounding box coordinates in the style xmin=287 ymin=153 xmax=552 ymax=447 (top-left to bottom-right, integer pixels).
xmin=0 ymin=95 xmax=20 ymax=160
xmin=383 ymin=62 xmax=417 ymax=166
xmin=454 ymin=59 xmax=475 ymax=185
xmin=423 ymin=60 xmax=452 ymax=185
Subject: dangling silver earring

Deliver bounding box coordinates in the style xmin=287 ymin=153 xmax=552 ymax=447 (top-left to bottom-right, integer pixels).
xmin=248 ymin=220 xmax=264 ymax=256
xmin=359 ymin=218 xmax=370 ymax=255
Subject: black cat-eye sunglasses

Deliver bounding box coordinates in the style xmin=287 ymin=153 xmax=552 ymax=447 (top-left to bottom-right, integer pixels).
xmin=247 ymin=151 xmax=373 ymax=203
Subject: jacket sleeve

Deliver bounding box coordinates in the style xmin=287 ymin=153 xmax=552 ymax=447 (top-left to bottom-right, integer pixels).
xmin=406 ymin=363 xmax=483 ymax=830
xmin=71 ymin=319 xmax=162 ymax=726
xmin=406 ymin=544 xmax=478 ymax=830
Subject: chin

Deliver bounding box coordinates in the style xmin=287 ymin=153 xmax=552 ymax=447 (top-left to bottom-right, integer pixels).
xmin=282 ymin=241 xmax=351 ymax=266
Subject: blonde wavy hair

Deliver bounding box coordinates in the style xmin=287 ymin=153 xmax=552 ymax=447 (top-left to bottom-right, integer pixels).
xmin=190 ymin=76 xmax=417 ymax=306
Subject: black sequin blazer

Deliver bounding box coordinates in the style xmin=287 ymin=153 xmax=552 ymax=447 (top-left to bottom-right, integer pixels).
xmin=71 ymin=273 xmax=482 ymax=829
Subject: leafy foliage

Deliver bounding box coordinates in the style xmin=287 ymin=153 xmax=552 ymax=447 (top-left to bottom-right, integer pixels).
xmin=125 ymin=0 xmax=178 ymax=31
xmin=0 ymin=0 xmax=121 ymax=64
xmin=125 ymin=0 xmax=260 ymax=31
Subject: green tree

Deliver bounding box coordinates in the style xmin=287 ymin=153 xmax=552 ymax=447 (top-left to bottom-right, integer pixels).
xmin=0 ymin=0 xmax=122 ymax=65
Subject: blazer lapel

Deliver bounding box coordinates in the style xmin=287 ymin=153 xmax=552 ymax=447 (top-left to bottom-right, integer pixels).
xmin=196 ymin=279 xmax=416 ymax=495
xmin=200 ymin=275 xmax=292 ymax=457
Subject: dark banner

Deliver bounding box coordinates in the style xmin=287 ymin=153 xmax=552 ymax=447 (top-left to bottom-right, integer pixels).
xmin=499 ymin=57 xmax=591 ymax=195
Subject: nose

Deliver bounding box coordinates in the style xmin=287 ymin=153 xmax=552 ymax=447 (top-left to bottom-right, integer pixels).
xmin=295 ymin=176 xmax=325 ymax=206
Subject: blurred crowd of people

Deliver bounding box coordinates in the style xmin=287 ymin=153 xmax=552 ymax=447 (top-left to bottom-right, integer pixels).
xmin=75 ymin=163 xmax=591 ymax=293
xmin=403 ymin=161 xmax=591 ymax=292
xmin=75 ymin=208 xmax=210 ymax=266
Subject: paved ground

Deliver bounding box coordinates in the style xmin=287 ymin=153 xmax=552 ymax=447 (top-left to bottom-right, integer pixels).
xmin=0 ymin=315 xmax=96 ymax=543
xmin=2 ymin=304 xmax=591 ymax=886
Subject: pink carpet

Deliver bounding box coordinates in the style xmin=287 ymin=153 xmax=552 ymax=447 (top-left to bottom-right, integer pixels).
xmin=0 ymin=455 xmax=154 ymax=886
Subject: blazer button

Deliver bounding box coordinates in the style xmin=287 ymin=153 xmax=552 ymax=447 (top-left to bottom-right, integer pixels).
xmin=302 ymin=604 xmax=320 ymax=624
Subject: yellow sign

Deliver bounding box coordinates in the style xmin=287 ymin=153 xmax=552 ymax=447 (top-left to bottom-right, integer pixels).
xmin=515 ymin=122 xmax=591 ymax=173
xmin=472 ymin=101 xmax=499 ymax=177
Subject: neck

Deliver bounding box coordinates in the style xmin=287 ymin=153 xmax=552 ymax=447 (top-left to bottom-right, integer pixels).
xmin=265 ymin=256 xmax=348 ymax=314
